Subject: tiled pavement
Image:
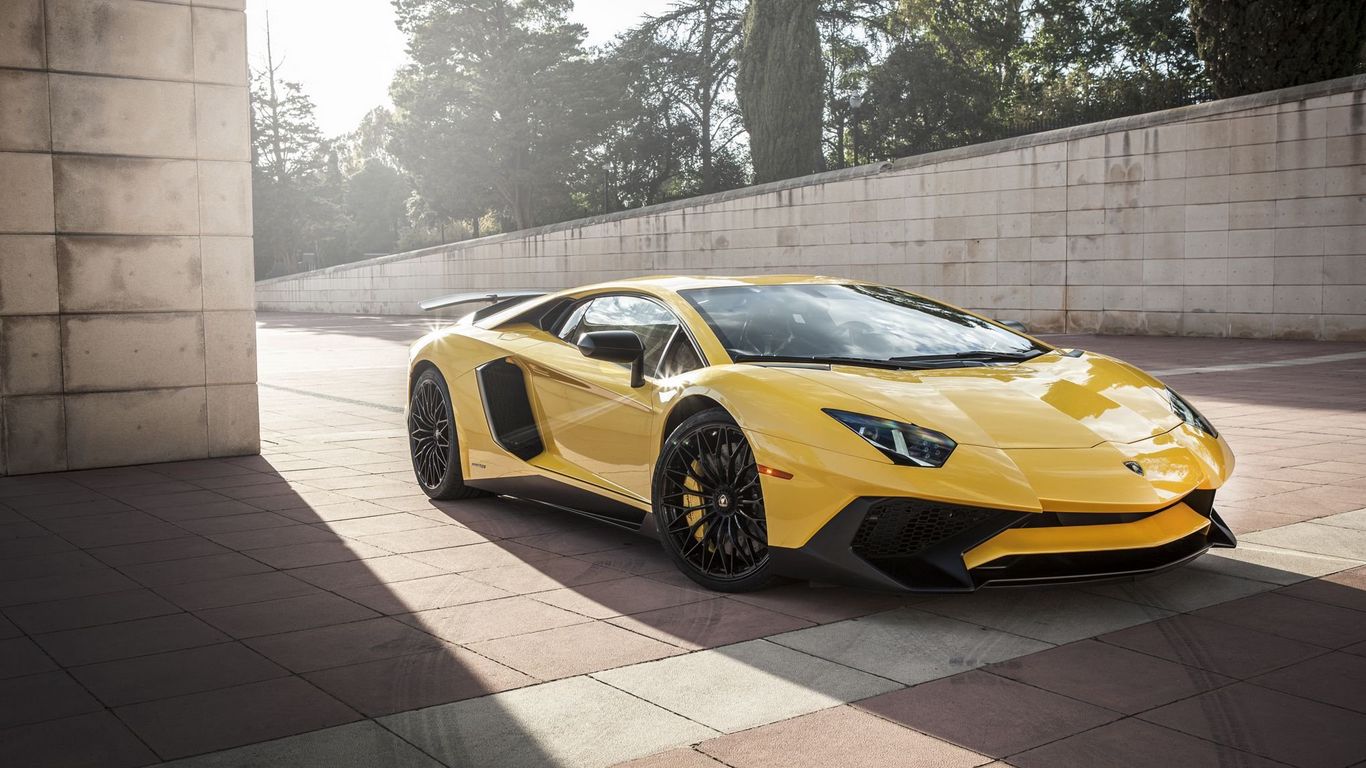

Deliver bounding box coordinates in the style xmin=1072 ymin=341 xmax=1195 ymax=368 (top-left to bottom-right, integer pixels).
xmin=0 ymin=313 xmax=1364 ymax=767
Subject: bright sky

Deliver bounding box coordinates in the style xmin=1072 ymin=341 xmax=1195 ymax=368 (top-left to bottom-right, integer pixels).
xmin=244 ymin=0 xmax=677 ymax=137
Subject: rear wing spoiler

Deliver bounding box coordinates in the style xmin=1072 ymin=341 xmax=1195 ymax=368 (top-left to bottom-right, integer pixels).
xmin=419 ymin=290 xmax=548 ymax=321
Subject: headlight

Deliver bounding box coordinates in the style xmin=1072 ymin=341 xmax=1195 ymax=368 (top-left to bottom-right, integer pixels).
xmin=1167 ymin=389 xmax=1218 ymax=438
xmin=823 ymin=409 xmax=956 ymax=467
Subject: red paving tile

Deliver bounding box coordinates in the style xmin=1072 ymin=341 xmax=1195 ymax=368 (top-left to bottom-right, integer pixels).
xmin=0 ymin=637 xmax=58 ymax=679
xmin=607 ymin=597 xmax=815 ymax=650
xmin=119 ymin=552 xmax=275 ymax=587
xmin=339 ymin=572 xmax=511 ymax=614
xmin=529 ymin=576 xmax=714 ymax=619
xmin=854 ymin=669 xmax=1120 ymax=758
xmin=0 ymin=671 xmax=103 ymax=729
xmin=396 ymin=595 xmax=591 ymax=645
xmin=153 ymin=570 xmax=322 ymax=611
xmin=1193 ymin=591 xmax=1366 ymax=648
xmin=245 ymin=617 xmax=449 ymax=673
xmin=33 ymin=613 xmax=230 ymax=666
xmin=0 ymin=711 xmax=157 ymax=768
xmin=697 ymin=705 xmax=986 ymax=768
xmin=194 ymin=592 xmax=378 ymax=638
xmin=3 ymin=589 xmax=180 ymax=634
xmin=467 ymin=620 xmax=684 ymax=680
xmin=1139 ymin=682 xmax=1366 ymax=768
xmin=987 ymin=639 xmax=1234 ymax=714
xmin=288 ymin=553 xmax=447 ymax=590
xmin=303 ymin=646 xmax=534 ymax=716
xmin=114 ymin=676 xmax=360 ymax=759
xmin=1250 ymin=651 xmax=1366 ymax=714
xmin=1097 ymin=614 xmax=1329 ymax=678
xmin=70 ymin=641 xmax=289 ymax=706
xmin=1009 ymin=717 xmax=1286 ymax=768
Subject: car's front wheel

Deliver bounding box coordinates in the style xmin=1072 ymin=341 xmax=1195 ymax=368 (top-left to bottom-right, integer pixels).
xmin=409 ymin=367 xmax=486 ymax=500
xmin=654 ymin=408 xmax=772 ymax=592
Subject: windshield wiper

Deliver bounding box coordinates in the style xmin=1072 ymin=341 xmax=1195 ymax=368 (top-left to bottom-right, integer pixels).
xmin=890 ymin=349 xmax=1046 ymax=364
xmin=731 ymin=354 xmax=929 ymax=370
xmin=731 ymin=354 xmax=993 ymax=370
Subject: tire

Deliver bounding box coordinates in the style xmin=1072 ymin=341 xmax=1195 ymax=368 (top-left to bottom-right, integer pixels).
xmin=408 ymin=367 xmax=487 ymax=500
xmin=653 ymin=407 xmax=772 ymax=592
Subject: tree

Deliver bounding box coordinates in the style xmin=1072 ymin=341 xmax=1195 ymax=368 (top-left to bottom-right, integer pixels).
xmin=736 ymin=0 xmax=825 ymax=183
xmin=1189 ymin=0 xmax=1366 ymax=98
xmin=250 ymin=17 xmax=342 ymax=277
xmin=389 ymin=0 xmax=618 ymax=232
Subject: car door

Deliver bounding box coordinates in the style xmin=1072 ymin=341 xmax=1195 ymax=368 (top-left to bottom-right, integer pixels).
xmin=524 ymin=294 xmax=702 ymax=501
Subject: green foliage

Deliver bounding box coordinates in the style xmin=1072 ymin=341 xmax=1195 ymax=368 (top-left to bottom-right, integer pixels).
xmin=607 ymin=0 xmax=749 ymax=200
xmin=389 ymin=0 xmax=618 ymax=231
xmin=250 ymin=74 xmax=345 ymax=277
xmin=1190 ymin=0 xmax=1366 ymax=98
xmin=737 ymin=0 xmax=826 ymax=183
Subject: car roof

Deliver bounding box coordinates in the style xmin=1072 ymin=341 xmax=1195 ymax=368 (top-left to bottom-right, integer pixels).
xmin=570 ymin=274 xmax=871 ymax=294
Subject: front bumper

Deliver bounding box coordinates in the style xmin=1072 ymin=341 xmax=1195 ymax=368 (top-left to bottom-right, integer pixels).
xmin=767 ymin=490 xmax=1236 ymax=593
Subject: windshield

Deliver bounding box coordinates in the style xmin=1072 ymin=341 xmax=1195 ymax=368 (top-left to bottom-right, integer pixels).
xmin=681 ymin=283 xmax=1047 ymax=364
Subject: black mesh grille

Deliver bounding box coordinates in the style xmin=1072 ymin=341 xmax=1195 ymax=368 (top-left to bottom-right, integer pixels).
xmin=851 ymin=500 xmax=1001 ymax=560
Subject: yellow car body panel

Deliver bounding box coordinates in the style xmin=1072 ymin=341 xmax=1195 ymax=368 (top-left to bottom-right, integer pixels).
xmin=408 ymin=275 xmax=1236 ymax=592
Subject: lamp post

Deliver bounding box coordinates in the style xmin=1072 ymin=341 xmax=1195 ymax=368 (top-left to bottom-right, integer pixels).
xmin=602 ymin=164 xmax=612 ymax=215
xmin=849 ymin=93 xmax=865 ymax=166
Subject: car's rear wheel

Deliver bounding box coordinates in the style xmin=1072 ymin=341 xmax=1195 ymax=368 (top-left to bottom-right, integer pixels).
xmin=409 ymin=367 xmax=486 ymax=500
xmin=654 ymin=408 xmax=772 ymax=592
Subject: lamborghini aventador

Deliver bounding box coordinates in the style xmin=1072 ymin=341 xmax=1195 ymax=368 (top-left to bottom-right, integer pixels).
xmin=406 ymin=276 xmax=1235 ymax=593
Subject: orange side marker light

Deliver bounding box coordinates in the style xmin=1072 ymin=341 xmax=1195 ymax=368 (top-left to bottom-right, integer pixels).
xmin=756 ymin=465 xmax=794 ymax=480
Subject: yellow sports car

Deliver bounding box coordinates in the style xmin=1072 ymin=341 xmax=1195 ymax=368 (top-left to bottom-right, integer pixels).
xmin=407 ymin=275 xmax=1235 ymax=593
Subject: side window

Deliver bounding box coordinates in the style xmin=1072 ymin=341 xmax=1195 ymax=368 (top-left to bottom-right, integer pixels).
xmin=657 ymin=328 xmax=704 ymax=378
xmin=561 ymin=295 xmax=704 ymax=378
xmin=556 ymin=302 xmax=590 ymax=342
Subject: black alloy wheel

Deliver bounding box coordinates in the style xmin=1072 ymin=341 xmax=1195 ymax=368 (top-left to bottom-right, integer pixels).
xmin=408 ymin=367 xmax=485 ymax=500
xmin=654 ymin=408 xmax=772 ymax=591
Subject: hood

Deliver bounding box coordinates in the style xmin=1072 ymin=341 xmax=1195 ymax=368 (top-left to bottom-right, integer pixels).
xmin=778 ymin=352 xmax=1181 ymax=449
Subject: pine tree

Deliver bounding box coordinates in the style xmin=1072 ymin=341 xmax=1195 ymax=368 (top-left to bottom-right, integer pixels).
xmin=736 ymin=0 xmax=825 ymax=183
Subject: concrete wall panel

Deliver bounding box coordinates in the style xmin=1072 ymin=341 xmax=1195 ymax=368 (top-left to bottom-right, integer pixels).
xmin=64 ymin=387 xmax=208 ymax=469
xmin=61 ymin=313 xmax=206 ymax=392
xmin=54 ymin=157 xmax=200 ymax=235
xmin=0 ymin=236 xmax=59 ymax=316
xmin=49 ymin=74 xmax=197 ymax=158
xmin=57 ymin=236 xmax=203 ymax=313
xmin=0 ymin=153 xmax=55 ymax=233
xmin=0 ymin=70 xmax=50 ymax=151
xmin=45 ymin=0 xmax=193 ymax=81
xmin=256 ymin=75 xmax=1366 ymax=342
xmin=0 ymin=0 xmax=45 ymax=69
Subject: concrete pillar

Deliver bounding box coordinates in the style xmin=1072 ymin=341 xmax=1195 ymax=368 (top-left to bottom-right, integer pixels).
xmin=0 ymin=0 xmax=258 ymax=475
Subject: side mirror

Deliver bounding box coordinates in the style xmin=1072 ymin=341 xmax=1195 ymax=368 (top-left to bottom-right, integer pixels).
xmin=577 ymin=330 xmax=646 ymax=388
xmin=997 ymin=320 xmax=1028 ymax=333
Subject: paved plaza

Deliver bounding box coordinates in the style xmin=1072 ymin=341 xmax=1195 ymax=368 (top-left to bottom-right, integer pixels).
xmin=1 ymin=313 xmax=1364 ymax=767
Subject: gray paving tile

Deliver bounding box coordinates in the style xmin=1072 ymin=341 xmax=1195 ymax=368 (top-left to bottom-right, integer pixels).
xmin=380 ymin=676 xmax=716 ymax=768
xmin=155 ymin=721 xmax=442 ymax=768
xmin=1193 ymin=542 xmax=1363 ymax=585
xmin=915 ymin=587 xmax=1173 ymax=644
xmin=1313 ymin=508 xmax=1366 ymax=531
xmin=1082 ymin=566 xmax=1275 ymax=612
xmin=1244 ymin=522 xmax=1366 ymax=560
xmin=593 ymin=639 xmax=902 ymax=733
xmin=768 ymin=607 xmax=1052 ymax=685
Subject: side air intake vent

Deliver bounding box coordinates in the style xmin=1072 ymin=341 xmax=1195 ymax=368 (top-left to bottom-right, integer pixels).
xmin=475 ymin=359 xmax=544 ymax=460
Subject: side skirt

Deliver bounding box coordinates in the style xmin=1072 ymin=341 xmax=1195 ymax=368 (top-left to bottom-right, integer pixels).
xmin=466 ymin=474 xmax=649 ymax=531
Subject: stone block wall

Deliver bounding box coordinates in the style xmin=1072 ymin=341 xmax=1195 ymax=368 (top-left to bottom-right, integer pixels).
xmin=258 ymin=75 xmax=1366 ymax=343
xmin=1 ymin=0 xmax=258 ymax=476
